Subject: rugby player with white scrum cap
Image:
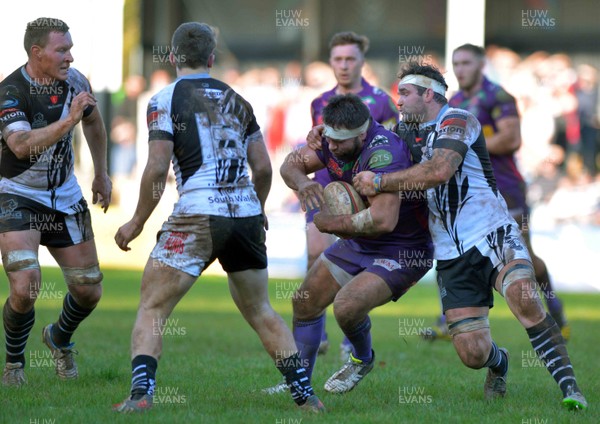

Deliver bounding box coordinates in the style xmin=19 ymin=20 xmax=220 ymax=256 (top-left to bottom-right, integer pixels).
xmin=353 ymin=62 xmax=587 ymax=411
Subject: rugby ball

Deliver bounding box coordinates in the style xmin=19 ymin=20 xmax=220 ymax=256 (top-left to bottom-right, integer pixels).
xmin=323 ymin=181 xmax=366 ymax=215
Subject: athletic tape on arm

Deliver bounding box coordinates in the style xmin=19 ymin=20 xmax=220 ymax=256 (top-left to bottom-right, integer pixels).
xmin=350 ymin=208 xmax=374 ymax=233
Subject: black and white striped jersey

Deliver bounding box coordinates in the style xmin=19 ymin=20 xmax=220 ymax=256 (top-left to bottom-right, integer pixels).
xmin=420 ymin=105 xmax=516 ymax=260
xmin=146 ymin=73 xmax=263 ymax=218
xmin=0 ymin=66 xmax=93 ymax=212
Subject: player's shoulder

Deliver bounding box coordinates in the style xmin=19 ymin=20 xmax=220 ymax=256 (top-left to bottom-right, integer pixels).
xmin=0 ymin=67 xmax=28 ymax=92
xmin=440 ymin=106 xmax=479 ymax=123
xmin=312 ymin=86 xmax=336 ymax=104
xmin=66 ymin=67 xmax=91 ymax=90
xmin=483 ymin=77 xmax=515 ymax=103
xmin=438 ymin=107 xmax=481 ymax=138
xmin=362 ymin=124 xmax=406 ymax=170
xmin=149 ymin=80 xmax=181 ymax=105
xmin=371 ymin=85 xmax=394 ymax=101
xmin=448 ymin=90 xmax=463 ymax=105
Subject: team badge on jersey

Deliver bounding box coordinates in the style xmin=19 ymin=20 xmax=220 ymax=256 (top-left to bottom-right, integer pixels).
xmin=368 ymin=135 xmax=390 ymax=149
xmin=438 ymin=114 xmax=467 ymax=141
xmin=147 ymin=105 xmax=160 ymax=130
xmin=367 ymin=150 xmax=393 ymax=169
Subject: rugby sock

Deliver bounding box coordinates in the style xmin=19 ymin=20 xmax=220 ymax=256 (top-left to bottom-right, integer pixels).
xmin=483 ymin=341 xmax=508 ymax=375
xmin=52 ymin=293 xmax=95 ymax=347
xmin=320 ymin=320 xmax=327 ymax=343
xmin=293 ymin=315 xmax=325 ymax=379
xmin=344 ymin=316 xmax=372 ymax=363
xmin=130 ymin=355 xmax=158 ymax=400
xmin=3 ymin=299 xmax=35 ymax=366
xmin=535 ymin=267 xmax=566 ymax=326
xmin=276 ymin=352 xmax=315 ymax=405
xmin=527 ymin=313 xmax=580 ymax=397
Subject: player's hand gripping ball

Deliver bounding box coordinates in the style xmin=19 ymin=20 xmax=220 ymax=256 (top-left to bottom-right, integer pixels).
xmin=323 ymin=181 xmax=366 ymax=215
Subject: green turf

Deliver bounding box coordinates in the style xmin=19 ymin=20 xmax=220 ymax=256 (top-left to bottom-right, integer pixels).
xmin=0 ymin=267 xmax=598 ymax=423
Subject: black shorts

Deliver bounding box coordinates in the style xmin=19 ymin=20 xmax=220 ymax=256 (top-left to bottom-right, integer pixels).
xmin=0 ymin=194 xmax=94 ymax=248
xmin=150 ymin=214 xmax=268 ymax=277
xmin=436 ymin=224 xmax=532 ymax=312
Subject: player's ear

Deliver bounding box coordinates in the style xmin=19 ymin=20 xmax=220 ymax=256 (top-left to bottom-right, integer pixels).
xmin=169 ymin=51 xmax=176 ymax=68
xmin=207 ymin=53 xmax=215 ymax=69
xmin=424 ymin=88 xmax=435 ymax=102
xmin=30 ymin=45 xmax=42 ymax=60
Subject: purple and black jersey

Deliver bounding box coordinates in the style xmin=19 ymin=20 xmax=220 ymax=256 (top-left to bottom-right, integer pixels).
xmin=308 ymin=78 xmax=398 ymax=221
xmin=449 ymin=76 xmax=527 ymax=214
xmin=316 ymin=121 xmax=431 ymax=253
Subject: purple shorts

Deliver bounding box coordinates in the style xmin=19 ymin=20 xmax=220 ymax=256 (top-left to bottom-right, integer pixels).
xmin=323 ymin=238 xmax=433 ymax=301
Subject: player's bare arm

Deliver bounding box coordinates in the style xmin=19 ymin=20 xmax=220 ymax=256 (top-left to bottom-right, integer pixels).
xmin=82 ymin=106 xmax=112 ymax=212
xmin=5 ymin=91 xmax=97 ymax=160
xmin=313 ymin=190 xmax=400 ymax=238
xmin=280 ymin=144 xmax=326 ymax=212
xmin=247 ymin=132 xmax=272 ymax=229
xmin=115 ymin=139 xmax=173 ymax=251
xmin=353 ymin=148 xmax=463 ymax=196
xmin=247 ymin=132 xmax=272 ymax=210
xmin=486 ymin=116 xmax=521 ymax=155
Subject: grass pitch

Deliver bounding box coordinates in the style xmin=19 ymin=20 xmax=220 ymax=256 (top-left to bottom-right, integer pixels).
xmin=0 ymin=267 xmax=598 ymax=423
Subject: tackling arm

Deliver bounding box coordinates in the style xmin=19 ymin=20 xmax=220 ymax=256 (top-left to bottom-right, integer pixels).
xmin=353 ymin=148 xmax=464 ymax=196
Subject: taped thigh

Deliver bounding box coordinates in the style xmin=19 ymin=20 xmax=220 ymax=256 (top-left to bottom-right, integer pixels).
xmin=501 ymin=263 xmax=534 ymax=297
xmin=1 ymin=250 xmax=39 ymax=272
xmin=61 ymin=264 xmax=103 ymax=285
xmin=447 ymin=316 xmax=489 ymax=337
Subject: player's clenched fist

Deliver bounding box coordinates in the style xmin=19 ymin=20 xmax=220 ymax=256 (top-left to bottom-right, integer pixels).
xmin=68 ymin=92 xmax=97 ymax=124
xmin=297 ymin=180 xmax=324 ymax=212
xmin=353 ymin=171 xmax=377 ymax=196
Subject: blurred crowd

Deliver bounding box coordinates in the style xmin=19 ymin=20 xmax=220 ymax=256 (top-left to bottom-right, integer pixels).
xmin=101 ymin=47 xmax=600 ymax=225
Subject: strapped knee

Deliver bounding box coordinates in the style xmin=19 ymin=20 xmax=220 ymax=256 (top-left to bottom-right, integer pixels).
xmin=501 ymin=263 xmax=534 ymax=297
xmin=61 ymin=264 xmax=103 ymax=286
xmin=447 ymin=316 xmax=489 ymax=337
xmin=2 ymin=250 xmax=39 ymax=272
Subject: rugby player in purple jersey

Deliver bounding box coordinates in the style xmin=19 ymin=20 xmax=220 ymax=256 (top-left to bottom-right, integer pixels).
xmin=308 ymin=32 xmax=397 ymax=360
xmin=273 ymin=94 xmax=432 ymax=394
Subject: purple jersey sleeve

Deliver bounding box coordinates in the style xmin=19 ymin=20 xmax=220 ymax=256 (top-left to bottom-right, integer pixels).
xmin=490 ymin=86 xmax=518 ymax=121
